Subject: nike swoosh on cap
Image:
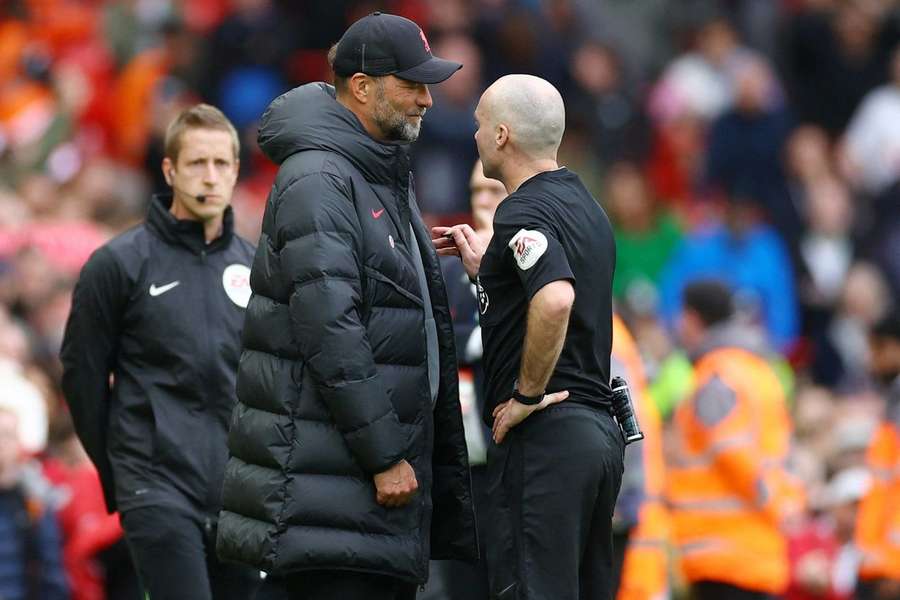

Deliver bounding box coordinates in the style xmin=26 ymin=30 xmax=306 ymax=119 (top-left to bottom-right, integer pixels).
xmin=149 ymin=281 xmax=180 ymax=296
xmin=372 ymin=208 xmax=385 ymax=219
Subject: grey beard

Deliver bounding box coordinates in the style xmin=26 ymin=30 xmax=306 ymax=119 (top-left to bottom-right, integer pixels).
xmin=396 ymin=119 xmax=421 ymax=142
xmin=376 ymin=111 xmax=421 ymax=142
xmin=373 ymin=82 xmax=423 ymax=142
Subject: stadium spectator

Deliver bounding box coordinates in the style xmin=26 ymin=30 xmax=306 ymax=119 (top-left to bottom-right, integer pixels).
xmin=0 ymin=406 xmax=69 ymax=600
xmin=842 ymin=44 xmax=900 ymax=197
xmin=567 ymin=42 xmax=651 ymax=168
xmin=658 ymin=193 xmax=799 ymax=351
xmin=705 ymin=57 xmax=794 ymax=238
xmin=782 ymin=0 xmax=898 ymax=135
xmin=856 ymin=311 xmax=900 ymax=600
xmin=667 ymin=279 xmax=802 ymax=600
xmin=42 ymin=412 xmax=139 ymax=600
xmin=611 ymin=314 xmax=670 ymax=600
xmin=413 ymin=33 xmax=483 ymax=216
xmin=787 ymin=467 xmax=870 ymax=600
xmin=606 ymin=161 xmax=683 ymax=313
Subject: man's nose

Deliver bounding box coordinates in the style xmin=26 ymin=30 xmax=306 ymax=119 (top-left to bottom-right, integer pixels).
xmin=203 ymin=161 xmax=218 ymax=183
xmin=418 ymin=84 xmax=433 ymax=109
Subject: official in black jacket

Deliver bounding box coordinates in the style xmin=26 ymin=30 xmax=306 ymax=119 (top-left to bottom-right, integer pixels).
xmin=216 ymin=13 xmax=477 ymax=600
xmin=60 ymin=104 xmax=260 ymax=600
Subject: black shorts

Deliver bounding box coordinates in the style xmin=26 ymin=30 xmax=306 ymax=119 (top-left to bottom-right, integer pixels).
xmin=485 ymin=403 xmax=625 ymax=600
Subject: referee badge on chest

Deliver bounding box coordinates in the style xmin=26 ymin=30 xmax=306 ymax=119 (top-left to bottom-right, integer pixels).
xmin=508 ymin=229 xmax=548 ymax=270
xmin=223 ymin=264 xmax=251 ymax=308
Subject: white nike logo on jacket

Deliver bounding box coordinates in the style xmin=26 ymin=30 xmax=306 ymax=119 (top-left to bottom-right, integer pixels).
xmin=149 ymin=281 xmax=180 ymax=296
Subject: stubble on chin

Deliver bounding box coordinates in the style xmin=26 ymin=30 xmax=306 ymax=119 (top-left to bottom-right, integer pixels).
xmin=373 ymin=88 xmax=422 ymax=142
xmin=376 ymin=109 xmax=421 ymax=142
xmin=398 ymin=118 xmax=421 ymax=142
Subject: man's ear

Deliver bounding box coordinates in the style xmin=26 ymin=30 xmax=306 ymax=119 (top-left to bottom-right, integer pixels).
xmin=162 ymin=157 xmax=174 ymax=185
xmin=349 ymin=73 xmax=372 ymax=104
xmin=496 ymin=124 xmax=509 ymax=150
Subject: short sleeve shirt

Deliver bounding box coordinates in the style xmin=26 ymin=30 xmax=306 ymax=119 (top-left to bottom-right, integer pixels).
xmin=477 ymin=168 xmax=616 ymax=424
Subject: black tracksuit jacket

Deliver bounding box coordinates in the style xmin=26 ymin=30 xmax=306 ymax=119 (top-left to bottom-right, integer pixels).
xmin=60 ymin=196 xmax=255 ymax=517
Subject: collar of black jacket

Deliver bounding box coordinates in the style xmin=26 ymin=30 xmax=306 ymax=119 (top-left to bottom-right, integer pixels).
xmin=257 ymin=82 xmax=410 ymax=185
xmin=146 ymin=194 xmax=234 ymax=255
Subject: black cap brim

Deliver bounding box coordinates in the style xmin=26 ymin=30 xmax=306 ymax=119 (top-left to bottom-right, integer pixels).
xmin=395 ymin=56 xmax=462 ymax=84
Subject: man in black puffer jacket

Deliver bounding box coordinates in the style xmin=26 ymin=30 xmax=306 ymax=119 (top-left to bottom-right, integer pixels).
xmin=217 ymin=12 xmax=477 ymax=600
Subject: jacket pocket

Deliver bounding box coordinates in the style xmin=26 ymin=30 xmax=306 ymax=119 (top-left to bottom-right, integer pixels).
xmin=111 ymin=393 xmax=158 ymax=470
xmin=364 ymin=266 xmax=423 ymax=308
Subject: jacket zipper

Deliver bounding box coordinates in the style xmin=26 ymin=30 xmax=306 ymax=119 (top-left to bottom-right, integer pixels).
xmin=199 ymin=249 xmax=218 ymax=517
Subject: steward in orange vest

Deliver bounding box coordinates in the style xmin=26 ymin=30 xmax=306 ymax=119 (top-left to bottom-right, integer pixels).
xmin=856 ymin=311 xmax=900 ymax=600
xmin=667 ymin=280 xmax=803 ymax=600
xmin=611 ymin=315 xmax=670 ymax=600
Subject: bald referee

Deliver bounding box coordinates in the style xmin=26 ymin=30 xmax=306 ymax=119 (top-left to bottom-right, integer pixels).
xmin=433 ymin=75 xmax=624 ymax=600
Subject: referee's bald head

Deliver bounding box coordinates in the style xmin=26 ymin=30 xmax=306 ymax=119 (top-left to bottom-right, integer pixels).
xmin=475 ymin=74 xmax=565 ymax=164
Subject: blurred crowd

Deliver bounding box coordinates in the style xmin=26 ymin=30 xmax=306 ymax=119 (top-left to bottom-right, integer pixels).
xmin=1 ymin=0 xmax=899 ymax=599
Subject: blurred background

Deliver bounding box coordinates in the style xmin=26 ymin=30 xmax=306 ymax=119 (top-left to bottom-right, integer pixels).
xmin=0 ymin=0 xmax=899 ymax=599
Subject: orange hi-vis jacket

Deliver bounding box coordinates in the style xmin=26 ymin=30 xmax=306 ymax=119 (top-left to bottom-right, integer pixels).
xmin=612 ymin=315 xmax=670 ymax=600
xmin=666 ymin=327 xmax=801 ymax=595
xmin=857 ymin=380 xmax=900 ymax=582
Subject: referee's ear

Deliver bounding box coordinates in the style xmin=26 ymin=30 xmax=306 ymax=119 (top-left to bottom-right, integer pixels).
xmin=495 ymin=123 xmax=510 ymax=150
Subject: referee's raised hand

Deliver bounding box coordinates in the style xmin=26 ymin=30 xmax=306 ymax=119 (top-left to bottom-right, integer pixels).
xmin=432 ymin=224 xmax=485 ymax=279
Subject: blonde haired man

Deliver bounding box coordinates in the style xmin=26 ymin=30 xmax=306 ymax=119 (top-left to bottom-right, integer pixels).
xmin=61 ymin=104 xmax=260 ymax=600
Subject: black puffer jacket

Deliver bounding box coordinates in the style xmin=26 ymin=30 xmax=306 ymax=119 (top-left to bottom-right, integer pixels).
xmin=217 ymin=83 xmax=477 ymax=582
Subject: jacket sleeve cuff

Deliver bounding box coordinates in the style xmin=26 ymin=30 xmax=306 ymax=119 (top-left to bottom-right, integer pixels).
xmin=343 ymin=410 xmax=409 ymax=474
xmin=317 ymin=374 xmax=409 ymax=474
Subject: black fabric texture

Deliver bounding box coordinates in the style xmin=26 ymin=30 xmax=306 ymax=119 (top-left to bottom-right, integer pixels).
xmin=476 ymin=168 xmax=616 ymax=422
xmin=258 ymin=570 xmax=417 ymax=600
xmin=121 ymin=505 xmax=261 ymax=600
xmin=485 ymin=404 xmax=624 ymax=600
xmin=60 ymin=196 xmax=255 ymax=515
xmin=216 ymin=82 xmax=476 ymax=583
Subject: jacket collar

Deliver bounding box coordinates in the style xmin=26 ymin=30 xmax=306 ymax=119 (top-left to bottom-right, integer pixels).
xmin=146 ymin=194 xmax=234 ymax=255
xmin=257 ymin=82 xmax=410 ymax=186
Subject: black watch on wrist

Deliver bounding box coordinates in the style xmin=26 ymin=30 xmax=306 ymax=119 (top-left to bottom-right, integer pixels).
xmin=512 ymin=380 xmax=544 ymax=406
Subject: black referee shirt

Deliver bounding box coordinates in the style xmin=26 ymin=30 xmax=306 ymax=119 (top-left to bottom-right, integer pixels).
xmin=476 ymin=167 xmax=616 ymax=424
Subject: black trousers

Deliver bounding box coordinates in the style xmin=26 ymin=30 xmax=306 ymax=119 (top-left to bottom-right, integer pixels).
xmin=121 ymin=505 xmax=262 ymax=600
xmin=485 ymin=403 xmax=625 ymax=600
xmin=97 ymin=539 xmax=142 ymax=600
xmin=610 ymin=530 xmax=631 ymax=597
xmin=258 ymin=570 xmax=418 ymax=600
xmin=426 ymin=465 xmax=491 ymax=600
xmin=692 ymin=581 xmax=779 ymax=600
